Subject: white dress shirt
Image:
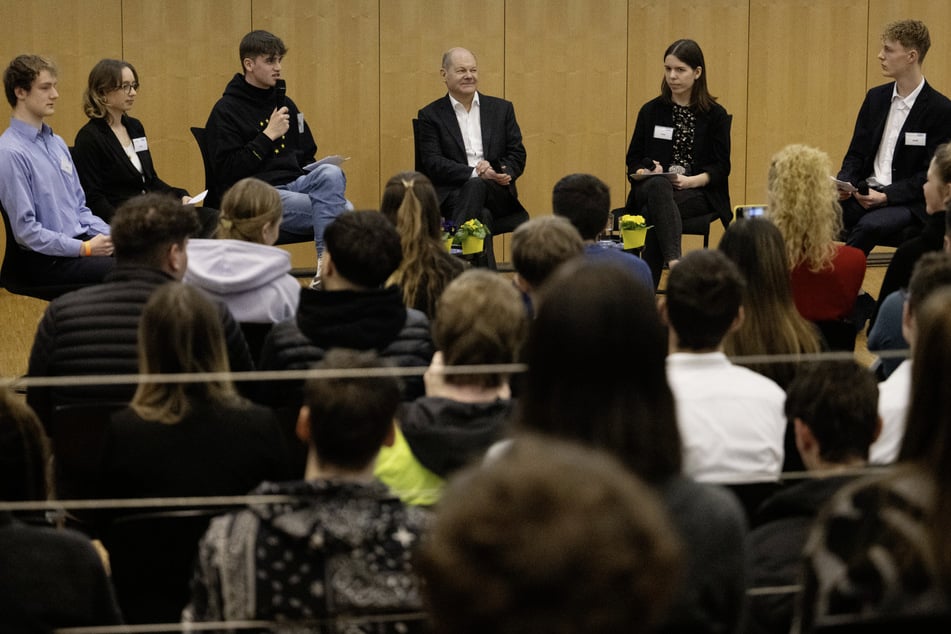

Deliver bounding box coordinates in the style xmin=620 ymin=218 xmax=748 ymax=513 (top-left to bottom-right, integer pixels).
xmin=871 ymin=359 xmax=911 ymax=464
xmin=667 ymin=352 xmax=786 ymax=483
xmin=873 ymin=77 xmax=925 ymax=186
xmin=449 ymin=91 xmax=483 ymax=178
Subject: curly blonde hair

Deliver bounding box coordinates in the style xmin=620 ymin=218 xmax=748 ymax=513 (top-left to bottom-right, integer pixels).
xmin=767 ymin=144 xmax=842 ymax=272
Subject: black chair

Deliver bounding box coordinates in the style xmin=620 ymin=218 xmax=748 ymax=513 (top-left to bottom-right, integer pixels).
xmin=189 ymin=126 xmax=223 ymax=210
xmin=719 ymin=481 xmax=782 ymax=526
xmin=814 ymin=319 xmax=858 ymax=352
xmin=239 ymin=321 xmax=273 ymax=367
xmin=102 ymin=507 xmax=228 ymax=624
xmin=49 ymin=401 xmax=127 ymax=501
xmin=0 ymin=203 xmax=88 ymax=300
xmin=48 ymin=401 xmax=128 ymax=536
xmin=810 ymin=612 xmax=951 ymax=633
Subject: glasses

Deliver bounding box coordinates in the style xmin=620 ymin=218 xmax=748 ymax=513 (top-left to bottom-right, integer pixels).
xmin=114 ymin=82 xmax=139 ymax=94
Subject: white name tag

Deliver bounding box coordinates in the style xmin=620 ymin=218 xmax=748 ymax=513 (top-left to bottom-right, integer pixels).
xmin=905 ymin=132 xmax=926 ymax=147
xmin=298 ymin=113 xmax=305 ymax=134
xmin=59 ymin=154 xmax=73 ymax=175
xmin=654 ymin=125 xmax=674 ymax=140
xmin=132 ymin=136 xmax=148 ymax=152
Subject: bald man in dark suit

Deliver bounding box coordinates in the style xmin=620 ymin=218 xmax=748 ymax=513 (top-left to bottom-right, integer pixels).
xmin=417 ymin=47 xmax=527 ymax=267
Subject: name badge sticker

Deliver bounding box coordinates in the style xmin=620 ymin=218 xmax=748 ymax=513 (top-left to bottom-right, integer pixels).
xmin=654 ymin=125 xmax=674 ymax=140
xmin=60 ymin=154 xmax=73 ymax=175
xmin=132 ymin=136 xmax=149 ymax=152
xmin=298 ymin=113 xmax=305 ymax=134
xmin=905 ymin=132 xmax=926 ymax=147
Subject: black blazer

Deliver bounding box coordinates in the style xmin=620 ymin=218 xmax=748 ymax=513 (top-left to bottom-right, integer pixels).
xmin=626 ymin=96 xmax=733 ymax=226
xmin=73 ymin=115 xmax=187 ymax=222
xmin=417 ymin=93 xmax=527 ymax=208
xmin=838 ymin=81 xmax=951 ymax=215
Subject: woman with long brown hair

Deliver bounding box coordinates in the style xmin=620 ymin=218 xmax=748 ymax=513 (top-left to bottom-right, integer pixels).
xmin=380 ymin=171 xmax=465 ymax=318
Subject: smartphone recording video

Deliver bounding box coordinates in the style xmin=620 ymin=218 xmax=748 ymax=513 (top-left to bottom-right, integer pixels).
xmin=734 ymin=205 xmax=767 ymax=219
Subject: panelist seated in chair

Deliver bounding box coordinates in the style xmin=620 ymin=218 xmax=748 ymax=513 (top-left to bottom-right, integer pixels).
xmin=72 ymin=58 xmax=218 ymax=236
xmin=416 ymin=47 xmax=528 ymax=266
xmin=836 ymin=19 xmax=951 ymax=256
xmin=624 ymin=39 xmax=732 ymax=288
xmin=0 ymin=54 xmax=114 ymax=286
xmin=205 ymin=29 xmax=349 ymax=281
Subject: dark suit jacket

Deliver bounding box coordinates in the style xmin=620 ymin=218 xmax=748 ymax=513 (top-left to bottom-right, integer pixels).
xmin=838 ymin=81 xmax=951 ymax=216
xmin=625 ymin=96 xmax=733 ymax=225
xmin=416 ymin=93 xmax=527 ymax=209
xmin=72 ymin=115 xmax=188 ymax=222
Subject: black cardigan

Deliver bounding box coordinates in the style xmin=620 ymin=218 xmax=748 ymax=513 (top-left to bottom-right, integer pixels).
xmin=625 ymin=96 xmax=733 ymax=226
xmin=72 ymin=115 xmax=188 ymax=222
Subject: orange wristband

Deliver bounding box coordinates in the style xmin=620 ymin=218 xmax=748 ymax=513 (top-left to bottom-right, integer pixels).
xmin=82 ymin=241 xmax=92 ymax=257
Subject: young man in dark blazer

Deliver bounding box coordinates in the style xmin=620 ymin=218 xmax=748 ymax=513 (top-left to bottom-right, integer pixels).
xmin=837 ymin=19 xmax=951 ymax=255
xmin=416 ymin=47 xmax=528 ymax=266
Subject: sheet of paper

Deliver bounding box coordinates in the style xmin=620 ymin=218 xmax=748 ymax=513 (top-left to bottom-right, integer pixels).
xmin=304 ymin=155 xmax=350 ymax=171
xmin=185 ymin=190 xmax=208 ymax=205
xmin=831 ymin=177 xmax=857 ymax=193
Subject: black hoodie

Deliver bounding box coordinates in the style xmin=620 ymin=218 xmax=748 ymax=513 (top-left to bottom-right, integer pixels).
xmin=205 ymin=73 xmax=318 ymax=194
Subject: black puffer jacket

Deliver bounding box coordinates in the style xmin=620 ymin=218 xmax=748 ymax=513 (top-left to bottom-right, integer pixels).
xmin=27 ymin=266 xmax=253 ymax=432
xmin=258 ymin=286 xmax=433 ymax=405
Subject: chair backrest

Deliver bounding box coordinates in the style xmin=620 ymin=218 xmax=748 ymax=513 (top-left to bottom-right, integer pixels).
xmin=103 ymin=507 xmax=227 ymax=624
xmin=50 ymin=401 xmax=128 ymax=502
xmin=412 ymin=118 xmax=423 ymax=173
xmin=0 ymin=202 xmax=86 ymax=300
xmin=189 ymin=127 xmax=221 ymax=210
xmin=814 ymin=319 xmax=858 ymax=352
xmin=239 ymin=321 xmax=273 ymax=367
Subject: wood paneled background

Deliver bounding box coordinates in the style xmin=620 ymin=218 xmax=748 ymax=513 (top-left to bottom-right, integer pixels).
xmin=2 ymin=0 xmax=949 ymax=225
xmin=0 ymin=0 xmax=947 ymax=376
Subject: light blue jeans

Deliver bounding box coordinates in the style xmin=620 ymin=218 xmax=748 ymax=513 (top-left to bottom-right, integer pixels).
xmin=277 ymin=163 xmax=348 ymax=256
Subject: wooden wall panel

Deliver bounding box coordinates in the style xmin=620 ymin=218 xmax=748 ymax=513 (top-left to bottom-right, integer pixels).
xmin=748 ymin=0 xmax=868 ymax=205
xmin=505 ymin=0 xmax=629 ymax=215
xmin=0 ymin=0 xmax=122 ymax=144
xmin=379 ymin=0 xmax=506 ymax=204
xmin=121 ymin=0 xmax=251 ymax=197
xmin=867 ymin=2 xmax=951 ymax=92
xmin=259 ymin=0 xmax=380 ymax=209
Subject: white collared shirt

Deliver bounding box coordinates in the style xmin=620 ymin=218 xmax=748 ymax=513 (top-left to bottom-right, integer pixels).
xmin=871 ymin=359 xmax=911 ymax=465
xmin=449 ymin=91 xmax=483 ymax=177
xmin=666 ymin=351 xmax=786 ymax=483
xmin=873 ymin=77 xmax=926 ymax=186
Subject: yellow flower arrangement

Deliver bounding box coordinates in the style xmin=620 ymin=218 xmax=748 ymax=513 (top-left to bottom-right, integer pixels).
xmin=453 ymin=218 xmax=488 ymax=242
xmin=619 ymin=214 xmax=652 ymax=231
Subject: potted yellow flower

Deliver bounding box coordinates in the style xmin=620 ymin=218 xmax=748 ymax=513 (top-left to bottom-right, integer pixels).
xmin=619 ymin=214 xmax=652 ymax=250
xmin=453 ymin=218 xmax=489 ymax=255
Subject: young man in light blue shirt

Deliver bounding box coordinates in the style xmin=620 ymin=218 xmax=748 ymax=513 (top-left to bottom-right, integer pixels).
xmin=0 ymin=54 xmax=113 ymax=285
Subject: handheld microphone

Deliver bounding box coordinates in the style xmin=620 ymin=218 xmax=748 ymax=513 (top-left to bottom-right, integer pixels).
xmin=274 ymin=79 xmax=286 ymax=110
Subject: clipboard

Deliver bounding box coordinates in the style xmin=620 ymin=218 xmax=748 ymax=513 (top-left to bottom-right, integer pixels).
xmin=630 ymin=171 xmax=681 ymax=181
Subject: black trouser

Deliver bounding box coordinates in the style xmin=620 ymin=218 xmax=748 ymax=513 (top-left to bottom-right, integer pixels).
xmin=626 ymin=177 xmax=710 ymax=287
xmin=441 ymin=178 xmax=522 ymax=270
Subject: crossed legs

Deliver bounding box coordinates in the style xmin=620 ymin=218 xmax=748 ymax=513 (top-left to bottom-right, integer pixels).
xmin=277 ymin=163 xmax=349 ymax=258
